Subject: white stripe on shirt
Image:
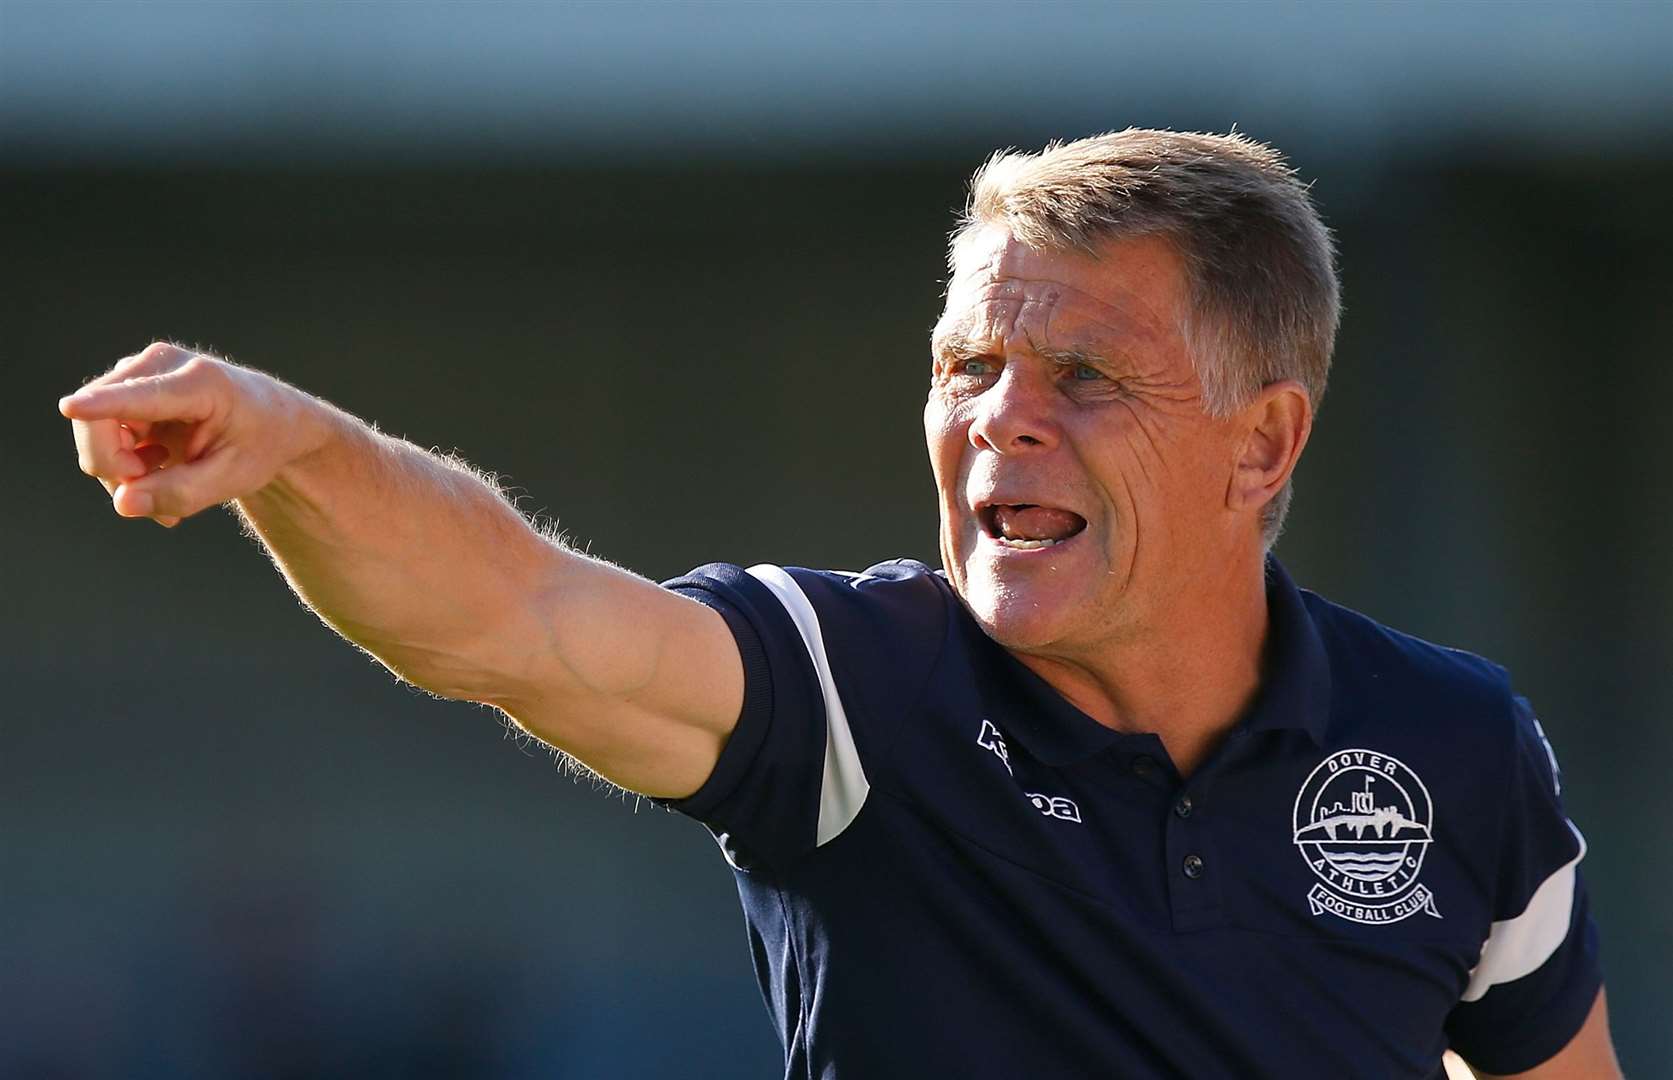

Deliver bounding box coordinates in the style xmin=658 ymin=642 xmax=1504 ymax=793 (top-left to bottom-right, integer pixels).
xmin=746 ymin=565 xmax=870 ymax=847
xmin=1460 ymin=823 xmax=1587 ymax=1002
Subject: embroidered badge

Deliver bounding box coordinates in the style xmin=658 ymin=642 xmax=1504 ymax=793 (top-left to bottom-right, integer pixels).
xmin=1292 ymin=749 xmax=1441 ymax=924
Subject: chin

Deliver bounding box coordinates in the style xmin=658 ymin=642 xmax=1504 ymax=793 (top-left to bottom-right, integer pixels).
xmin=956 ymin=568 xmax=1081 ymax=654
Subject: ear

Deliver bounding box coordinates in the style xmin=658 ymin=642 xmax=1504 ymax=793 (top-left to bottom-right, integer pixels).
xmin=1226 ymin=379 xmax=1313 ymax=517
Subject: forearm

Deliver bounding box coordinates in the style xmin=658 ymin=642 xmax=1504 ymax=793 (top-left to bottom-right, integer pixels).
xmin=231 ymin=389 xmax=549 ymax=702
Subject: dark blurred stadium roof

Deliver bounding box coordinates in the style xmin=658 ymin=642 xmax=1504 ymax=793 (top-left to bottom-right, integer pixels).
xmin=3 ymin=0 xmax=1670 ymax=166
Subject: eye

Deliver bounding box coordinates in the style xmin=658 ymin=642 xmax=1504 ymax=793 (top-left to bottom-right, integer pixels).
xmin=957 ymin=358 xmax=996 ymax=377
xmin=1071 ymin=362 xmax=1104 ymax=381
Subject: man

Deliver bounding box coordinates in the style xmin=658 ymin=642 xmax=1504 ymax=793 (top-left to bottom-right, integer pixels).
xmin=60 ymin=130 xmax=1617 ymax=1078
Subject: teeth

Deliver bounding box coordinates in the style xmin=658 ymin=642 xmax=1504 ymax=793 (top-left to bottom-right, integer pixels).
xmin=995 ymin=536 xmax=1059 ymax=549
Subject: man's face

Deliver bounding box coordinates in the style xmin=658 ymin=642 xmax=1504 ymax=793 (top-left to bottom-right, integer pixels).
xmin=925 ymin=228 xmax=1246 ymax=656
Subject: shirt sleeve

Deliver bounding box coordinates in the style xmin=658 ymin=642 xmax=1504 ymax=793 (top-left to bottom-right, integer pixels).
xmin=1444 ymin=695 xmax=1604 ymax=1075
xmin=652 ymin=561 xmax=948 ymax=872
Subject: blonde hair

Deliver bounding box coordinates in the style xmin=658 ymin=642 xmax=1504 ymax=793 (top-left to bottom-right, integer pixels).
xmin=950 ymin=128 xmax=1341 ymax=547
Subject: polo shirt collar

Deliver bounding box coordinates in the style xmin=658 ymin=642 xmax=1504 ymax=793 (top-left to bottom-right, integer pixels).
xmin=1245 ymin=556 xmax=1333 ymax=745
xmin=962 ymin=555 xmax=1334 ymax=767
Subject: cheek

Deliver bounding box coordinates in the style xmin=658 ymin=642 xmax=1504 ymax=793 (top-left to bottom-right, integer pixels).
xmin=1101 ymin=425 xmax=1234 ymax=531
xmin=1082 ymin=432 xmax=1151 ymax=509
xmin=923 ymin=397 xmax=965 ymax=489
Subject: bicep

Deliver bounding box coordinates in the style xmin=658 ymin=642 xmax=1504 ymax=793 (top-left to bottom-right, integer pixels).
xmin=1467 ymin=985 xmax=1621 ymax=1079
xmin=484 ymin=549 xmax=745 ymax=799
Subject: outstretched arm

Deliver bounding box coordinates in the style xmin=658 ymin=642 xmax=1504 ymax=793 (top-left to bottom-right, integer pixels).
xmin=60 ymin=342 xmax=742 ymax=798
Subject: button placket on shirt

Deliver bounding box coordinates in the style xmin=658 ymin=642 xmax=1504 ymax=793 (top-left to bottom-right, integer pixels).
xmin=1119 ymin=747 xmax=1225 ymax=930
xmin=1163 ymin=781 xmax=1223 ymax=931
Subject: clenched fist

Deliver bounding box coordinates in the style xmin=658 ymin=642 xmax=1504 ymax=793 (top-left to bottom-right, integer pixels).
xmin=59 ymin=342 xmax=325 ymax=527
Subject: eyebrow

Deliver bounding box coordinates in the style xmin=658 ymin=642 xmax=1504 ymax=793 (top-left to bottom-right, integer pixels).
xmin=933 ymin=334 xmax=1109 ymax=363
xmin=932 ymin=334 xmax=991 ymax=359
xmin=1019 ymin=330 xmax=1121 ymax=373
xmin=930 ymin=334 xmax=1127 ymax=385
xmin=1031 ymin=342 xmax=1111 ymax=368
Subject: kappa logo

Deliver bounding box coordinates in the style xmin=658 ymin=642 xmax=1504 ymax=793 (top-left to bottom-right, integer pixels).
xmin=1292 ymin=748 xmax=1441 ymax=925
xmin=976 ymin=719 xmax=1083 ymax=825
xmin=977 ymin=719 xmax=1012 ymax=774
xmin=1026 ymin=792 xmax=1083 ymax=823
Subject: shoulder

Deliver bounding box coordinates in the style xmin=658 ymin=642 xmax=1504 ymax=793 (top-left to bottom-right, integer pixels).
xmin=665 ymin=556 xmax=954 ymax=697
xmin=667 ymin=557 xmax=948 ymax=634
xmin=1300 ymin=586 xmax=1520 ymax=758
xmin=1295 ymin=583 xmax=1587 ymax=919
xmin=800 ymin=557 xmax=953 ymax=632
xmin=657 ymin=557 xmax=959 ymax=861
xmin=777 ymin=559 xmax=955 ymax=690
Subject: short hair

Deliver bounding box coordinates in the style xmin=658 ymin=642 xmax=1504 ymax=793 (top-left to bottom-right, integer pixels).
xmin=949 ymin=128 xmax=1341 ymax=549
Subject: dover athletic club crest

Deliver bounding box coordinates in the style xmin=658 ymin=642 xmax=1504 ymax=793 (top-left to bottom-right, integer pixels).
xmin=1292 ymin=749 xmax=1442 ymax=924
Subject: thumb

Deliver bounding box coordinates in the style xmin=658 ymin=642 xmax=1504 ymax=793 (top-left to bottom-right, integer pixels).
xmin=126 ymin=445 xmax=181 ymax=527
xmin=113 ymin=446 xmax=242 ymax=522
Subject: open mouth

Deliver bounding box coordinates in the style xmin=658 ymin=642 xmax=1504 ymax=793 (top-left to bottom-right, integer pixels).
xmin=977 ymin=503 xmax=1089 ymax=550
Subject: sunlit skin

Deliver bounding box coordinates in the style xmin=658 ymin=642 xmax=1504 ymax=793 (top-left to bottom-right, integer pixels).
xmin=924 ymin=227 xmax=1313 ymax=775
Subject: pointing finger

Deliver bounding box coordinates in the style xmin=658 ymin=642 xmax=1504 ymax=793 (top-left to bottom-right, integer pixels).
xmin=85 ymin=342 xmax=191 ymax=390
xmin=64 ymin=343 xmax=196 ymax=438
xmin=60 ymin=370 xmax=215 ymax=425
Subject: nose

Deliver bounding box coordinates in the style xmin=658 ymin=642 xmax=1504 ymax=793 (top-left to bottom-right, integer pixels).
xmin=968 ymin=361 xmax=1060 ymax=454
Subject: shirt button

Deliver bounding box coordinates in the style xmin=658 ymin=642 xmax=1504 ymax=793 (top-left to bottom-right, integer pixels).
xmin=1182 ymin=854 xmax=1205 ymax=880
xmin=1175 ymin=795 xmax=1194 ymax=819
xmin=1131 ymin=756 xmax=1155 ymax=778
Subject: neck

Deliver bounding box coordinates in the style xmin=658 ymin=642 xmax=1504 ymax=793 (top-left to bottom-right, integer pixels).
xmin=1010 ymin=552 xmax=1271 ymax=779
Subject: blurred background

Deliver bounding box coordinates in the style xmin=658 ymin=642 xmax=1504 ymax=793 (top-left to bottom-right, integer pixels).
xmin=5 ymin=2 xmax=1670 ymax=1076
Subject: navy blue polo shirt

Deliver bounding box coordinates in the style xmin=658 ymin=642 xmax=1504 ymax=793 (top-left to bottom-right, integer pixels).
xmin=658 ymin=557 xmax=1602 ymax=1079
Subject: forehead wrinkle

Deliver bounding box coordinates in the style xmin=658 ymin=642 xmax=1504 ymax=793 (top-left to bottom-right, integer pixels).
xmin=938 ymin=303 xmax=1112 ymax=367
xmin=972 ymin=275 xmax=1167 ymax=347
xmin=953 ymin=228 xmax=1188 ymax=337
xmin=1010 ymin=289 xmax=1061 ymax=351
xmin=938 ymin=265 xmax=1181 ymax=371
xmin=932 ymin=299 xmax=1002 ymax=355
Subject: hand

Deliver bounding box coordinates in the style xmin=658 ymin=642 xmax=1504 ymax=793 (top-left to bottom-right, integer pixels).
xmin=59 ymin=342 xmax=321 ymax=527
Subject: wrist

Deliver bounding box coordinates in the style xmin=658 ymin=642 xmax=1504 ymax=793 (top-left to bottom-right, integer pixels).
xmin=234 ymin=377 xmax=357 ymax=523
